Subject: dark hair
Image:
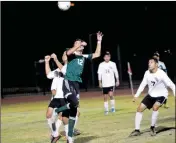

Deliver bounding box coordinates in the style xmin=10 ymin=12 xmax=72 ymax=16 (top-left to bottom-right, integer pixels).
xmin=149 ymin=57 xmax=158 ymax=63
xmin=153 ymin=52 xmax=160 ymax=57
xmin=75 ymin=39 xmax=83 ymax=42
xmin=104 ymin=51 xmax=111 ymax=56
xmin=54 ymin=71 xmax=64 ymax=77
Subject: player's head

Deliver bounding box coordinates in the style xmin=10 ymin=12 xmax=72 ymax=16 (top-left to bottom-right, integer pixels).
xmin=148 ymin=57 xmax=158 ymax=72
xmin=104 ymin=51 xmax=111 ymax=62
xmin=153 ymin=52 xmax=160 ymax=61
xmin=54 ymin=71 xmax=64 ymax=78
xmin=74 ymin=39 xmax=85 ymax=54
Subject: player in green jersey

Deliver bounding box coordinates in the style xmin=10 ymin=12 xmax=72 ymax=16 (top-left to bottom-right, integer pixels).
xmin=55 ymin=31 xmax=103 ymax=143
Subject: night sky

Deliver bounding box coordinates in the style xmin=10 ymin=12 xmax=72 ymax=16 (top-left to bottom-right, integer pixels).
xmin=2 ymin=1 xmax=176 ymax=88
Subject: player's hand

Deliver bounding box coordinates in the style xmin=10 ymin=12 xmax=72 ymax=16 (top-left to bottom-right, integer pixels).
xmin=45 ymin=55 xmax=51 ymax=62
xmin=81 ymin=41 xmax=87 ymax=46
xmin=97 ymin=31 xmax=103 ymax=41
xmin=99 ymin=83 xmax=102 ymax=88
xmin=116 ymin=80 xmax=120 ymax=87
xmin=51 ymin=53 xmax=58 ymax=61
xmin=132 ymin=97 xmax=138 ymax=102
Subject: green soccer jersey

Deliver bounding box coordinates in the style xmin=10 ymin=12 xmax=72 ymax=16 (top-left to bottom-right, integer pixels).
xmin=65 ymin=53 xmax=92 ymax=82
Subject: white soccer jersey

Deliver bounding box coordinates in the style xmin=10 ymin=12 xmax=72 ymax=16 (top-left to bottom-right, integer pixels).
xmin=47 ymin=64 xmax=67 ymax=79
xmin=51 ymin=77 xmax=64 ymax=98
xmin=98 ymin=61 xmax=119 ymax=87
xmin=135 ymin=69 xmax=175 ymax=98
xmin=158 ymin=61 xmax=166 ymax=70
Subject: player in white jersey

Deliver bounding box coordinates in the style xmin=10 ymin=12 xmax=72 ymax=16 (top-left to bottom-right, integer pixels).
xmin=153 ymin=52 xmax=169 ymax=108
xmin=98 ymin=51 xmax=120 ymax=115
xmin=130 ymin=57 xmax=175 ymax=137
xmin=45 ymin=55 xmax=70 ymax=143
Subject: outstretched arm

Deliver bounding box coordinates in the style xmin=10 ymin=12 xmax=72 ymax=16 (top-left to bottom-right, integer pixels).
xmin=92 ymin=31 xmax=103 ymax=59
xmin=162 ymin=71 xmax=175 ymax=96
xmin=134 ymin=71 xmax=148 ymax=98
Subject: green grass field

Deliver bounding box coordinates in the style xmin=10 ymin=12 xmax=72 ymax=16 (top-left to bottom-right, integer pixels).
xmin=1 ymin=94 xmax=175 ymax=143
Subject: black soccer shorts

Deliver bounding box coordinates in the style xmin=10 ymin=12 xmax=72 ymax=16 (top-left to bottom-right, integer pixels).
xmin=141 ymin=94 xmax=166 ymax=109
xmin=102 ymin=86 xmax=115 ymax=94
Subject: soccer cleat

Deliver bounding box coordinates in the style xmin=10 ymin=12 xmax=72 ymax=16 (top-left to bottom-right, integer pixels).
xmin=111 ymin=108 xmax=115 ymax=113
xmin=129 ymin=130 xmax=141 ymax=137
xmin=104 ymin=111 xmax=109 ymax=115
xmin=51 ymin=135 xmax=62 ymax=143
xmin=150 ymin=126 xmax=156 ymax=136
xmin=73 ymin=128 xmax=81 ymax=136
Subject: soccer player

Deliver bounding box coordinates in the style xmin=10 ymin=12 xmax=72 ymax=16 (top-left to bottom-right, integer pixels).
xmin=130 ymin=57 xmax=175 ymax=137
xmin=97 ymin=51 xmax=120 ymax=115
xmin=45 ymin=55 xmax=69 ymax=143
xmin=153 ymin=52 xmax=169 ymax=108
xmin=55 ymin=31 xmax=103 ymax=143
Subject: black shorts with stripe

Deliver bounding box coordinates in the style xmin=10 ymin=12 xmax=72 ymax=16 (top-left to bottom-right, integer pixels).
xmin=102 ymin=86 xmax=114 ymax=94
xmin=48 ymin=98 xmax=69 ymax=118
xmin=141 ymin=94 xmax=166 ymax=109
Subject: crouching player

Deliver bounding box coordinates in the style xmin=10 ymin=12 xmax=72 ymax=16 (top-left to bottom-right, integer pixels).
xmin=130 ymin=57 xmax=175 ymax=137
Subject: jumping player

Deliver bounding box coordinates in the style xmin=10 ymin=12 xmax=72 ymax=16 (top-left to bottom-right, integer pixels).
xmin=97 ymin=51 xmax=120 ymax=115
xmin=45 ymin=55 xmax=69 ymax=143
xmin=55 ymin=31 xmax=103 ymax=143
xmin=130 ymin=57 xmax=175 ymax=137
xmin=153 ymin=52 xmax=169 ymax=108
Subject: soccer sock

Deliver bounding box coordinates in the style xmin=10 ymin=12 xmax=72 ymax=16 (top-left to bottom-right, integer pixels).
xmin=47 ymin=118 xmax=55 ymax=137
xmin=135 ymin=112 xmax=143 ymax=130
xmin=55 ymin=104 xmax=70 ymax=113
xmin=110 ymin=99 xmax=115 ymax=109
xmin=151 ymin=111 xmax=159 ymax=127
xmin=74 ymin=115 xmax=79 ymax=128
xmin=64 ymin=124 xmax=68 ymax=137
xmin=52 ymin=119 xmax=62 ymax=137
xmin=68 ymin=117 xmax=76 ymax=137
xmin=104 ymin=102 xmax=109 ymax=112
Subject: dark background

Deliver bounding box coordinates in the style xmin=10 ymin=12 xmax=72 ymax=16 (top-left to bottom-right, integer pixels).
xmin=2 ymin=1 xmax=176 ymax=89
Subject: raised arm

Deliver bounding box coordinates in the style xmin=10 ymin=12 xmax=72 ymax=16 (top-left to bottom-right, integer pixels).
xmin=51 ymin=53 xmax=63 ymax=70
xmin=45 ymin=55 xmax=51 ymax=75
xmin=92 ymin=31 xmax=103 ymax=59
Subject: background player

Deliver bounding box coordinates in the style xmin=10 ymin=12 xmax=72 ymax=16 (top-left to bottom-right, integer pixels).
xmin=54 ymin=31 xmax=103 ymax=143
xmin=97 ymin=51 xmax=120 ymax=115
xmin=130 ymin=57 xmax=175 ymax=137
xmin=153 ymin=52 xmax=169 ymax=108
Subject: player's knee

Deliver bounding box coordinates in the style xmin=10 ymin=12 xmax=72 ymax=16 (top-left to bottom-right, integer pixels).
xmin=152 ymin=106 xmax=159 ymax=111
xmin=137 ymin=106 xmax=143 ymax=112
xmin=46 ymin=112 xmax=52 ymax=119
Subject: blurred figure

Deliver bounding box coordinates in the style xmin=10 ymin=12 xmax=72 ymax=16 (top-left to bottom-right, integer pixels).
xmin=153 ymin=52 xmax=169 ymax=109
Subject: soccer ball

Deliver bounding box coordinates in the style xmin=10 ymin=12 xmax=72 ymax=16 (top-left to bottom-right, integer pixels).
xmin=58 ymin=1 xmax=71 ymax=11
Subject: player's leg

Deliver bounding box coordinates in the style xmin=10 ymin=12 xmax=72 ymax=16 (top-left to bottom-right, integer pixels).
xmin=103 ymin=88 xmax=109 ymax=115
xmin=73 ymin=110 xmax=81 ymax=136
xmin=108 ymin=86 xmax=115 ymax=112
xmin=150 ymin=96 xmax=166 ymax=136
xmin=130 ymin=95 xmax=152 ymax=136
xmin=55 ymin=80 xmax=79 ymax=143
xmin=47 ymin=100 xmax=62 ymax=143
